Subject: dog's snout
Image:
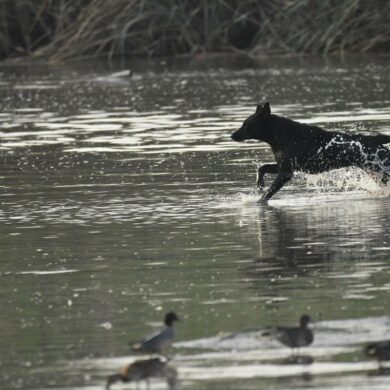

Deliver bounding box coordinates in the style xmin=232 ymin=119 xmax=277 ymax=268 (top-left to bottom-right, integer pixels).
xmin=231 ymin=131 xmax=243 ymax=142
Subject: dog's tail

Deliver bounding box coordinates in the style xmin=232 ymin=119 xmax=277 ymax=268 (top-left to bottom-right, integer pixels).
xmin=360 ymin=134 xmax=390 ymax=146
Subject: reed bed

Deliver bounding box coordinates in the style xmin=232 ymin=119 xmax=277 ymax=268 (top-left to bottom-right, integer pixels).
xmin=1 ymin=0 xmax=389 ymax=62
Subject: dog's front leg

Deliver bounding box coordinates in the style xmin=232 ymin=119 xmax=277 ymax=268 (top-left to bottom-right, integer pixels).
xmin=260 ymin=172 xmax=293 ymax=201
xmin=256 ymin=164 xmax=279 ymax=190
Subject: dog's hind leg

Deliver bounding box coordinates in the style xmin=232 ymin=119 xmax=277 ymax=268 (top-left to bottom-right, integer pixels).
xmin=256 ymin=164 xmax=279 ymax=190
xmin=261 ymin=172 xmax=293 ymax=201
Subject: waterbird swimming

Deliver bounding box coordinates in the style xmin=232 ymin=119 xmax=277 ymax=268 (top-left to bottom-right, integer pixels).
xmin=365 ymin=340 xmax=390 ymax=367
xmin=129 ymin=311 xmax=180 ymax=355
xmin=265 ymin=314 xmax=314 ymax=354
xmin=106 ymin=357 xmax=175 ymax=389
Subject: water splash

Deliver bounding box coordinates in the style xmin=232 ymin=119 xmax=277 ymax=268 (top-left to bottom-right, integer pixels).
xmin=320 ymin=135 xmax=390 ymax=176
xmin=210 ymin=189 xmax=260 ymax=209
xmin=300 ymin=168 xmax=390 ymax=198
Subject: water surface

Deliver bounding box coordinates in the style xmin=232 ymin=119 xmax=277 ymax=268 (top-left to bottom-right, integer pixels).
xmin=0 ymin=55 xmax=390 ymax=390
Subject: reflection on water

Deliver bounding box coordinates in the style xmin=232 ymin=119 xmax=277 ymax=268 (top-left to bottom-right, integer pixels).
xmin=105 ymin=357 xmax=177 ymax=390
xmin=0 ymin=56 xmax=390 ymax=390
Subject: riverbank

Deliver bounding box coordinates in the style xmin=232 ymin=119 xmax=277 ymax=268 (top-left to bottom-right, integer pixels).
xmin=1 ymin=0 xmax=389 ymax=63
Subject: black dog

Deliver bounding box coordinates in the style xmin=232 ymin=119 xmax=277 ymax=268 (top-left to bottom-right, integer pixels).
xmin=231 ymin=103 xmax=390 ymax=200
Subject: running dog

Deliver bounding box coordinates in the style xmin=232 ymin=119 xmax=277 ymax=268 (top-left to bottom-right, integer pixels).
xmin=231 ymin=103 xmax=390 ymax=200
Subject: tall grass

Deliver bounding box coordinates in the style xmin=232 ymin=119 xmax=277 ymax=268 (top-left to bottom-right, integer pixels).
xmin=1 ymin=0 xmax=389 ymax=62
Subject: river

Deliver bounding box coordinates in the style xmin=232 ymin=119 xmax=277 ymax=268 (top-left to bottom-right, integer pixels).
xmin=0 ymin=55 xmax=390 ymax=389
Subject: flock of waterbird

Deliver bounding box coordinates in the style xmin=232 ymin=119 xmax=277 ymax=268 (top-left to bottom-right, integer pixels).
xmin=106 ymin=312 xmax=390 ymax=389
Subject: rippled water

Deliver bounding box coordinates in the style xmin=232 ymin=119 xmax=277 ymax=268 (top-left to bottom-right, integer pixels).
xmin=0 ymin=56 xmax=390 ymax=390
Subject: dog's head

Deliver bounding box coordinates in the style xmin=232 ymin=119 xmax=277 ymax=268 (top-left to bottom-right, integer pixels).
xmin=231 ymin=102 xmax=271 ymax=142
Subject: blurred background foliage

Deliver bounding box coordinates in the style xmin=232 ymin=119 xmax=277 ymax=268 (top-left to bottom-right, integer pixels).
xmin=0 ymin=0 xmax=389 ymax=62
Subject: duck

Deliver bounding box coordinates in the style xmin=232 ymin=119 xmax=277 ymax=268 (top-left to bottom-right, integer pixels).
xmin=106 ymin=357 xmax=174 ymax=389
xmin=129 ymin=311 xmax=180 ymax=354
xmin=266 ymin=314 xmax=314 ymax=354
xmin=365 ymin=340 xmax=390 ymax=367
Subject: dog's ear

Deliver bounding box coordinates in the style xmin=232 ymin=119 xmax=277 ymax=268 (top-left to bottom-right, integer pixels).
xmin=262 ymin=102 xmax=271 ymax=115
xmin=255 ymin=104 xmax=263 ymax=114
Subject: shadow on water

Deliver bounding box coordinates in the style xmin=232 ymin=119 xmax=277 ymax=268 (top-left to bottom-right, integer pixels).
xmin=368 ymin=367 xmax=390 ymax=376
xmin=281 ymin=355 xmax=314 ymax=365
xmin=105 ymin=357 xmax=178 ymax=390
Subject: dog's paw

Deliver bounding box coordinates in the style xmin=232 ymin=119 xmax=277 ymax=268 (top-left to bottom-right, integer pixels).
xmin=258 ymin=190 xmax=273 ymax=203
xmin=257 ymin=196 xmax=269 ymax=204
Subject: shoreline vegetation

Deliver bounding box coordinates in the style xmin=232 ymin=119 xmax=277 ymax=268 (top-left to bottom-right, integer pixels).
xmin=1 ymin=0 xmax=389 ymax=63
